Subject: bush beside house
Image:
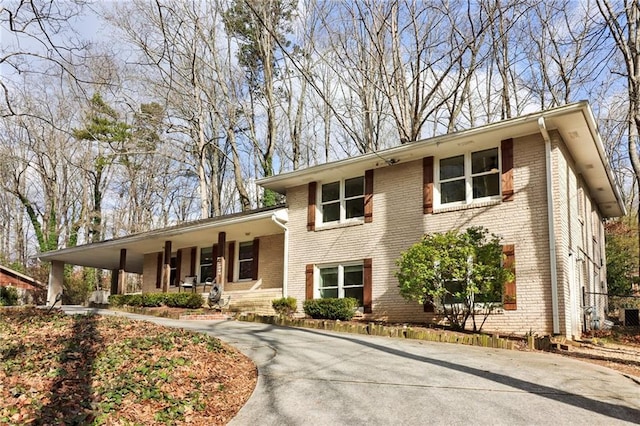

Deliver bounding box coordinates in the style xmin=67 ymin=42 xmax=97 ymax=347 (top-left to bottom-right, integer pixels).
xmin=303 ymin=298 xmax=358 ymax=321
xmin=109 ymin=293 xmax=203 ymax=309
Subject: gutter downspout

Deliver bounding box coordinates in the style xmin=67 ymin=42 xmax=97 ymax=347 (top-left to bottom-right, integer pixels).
xmin=271 ymin=214 xmax=289 ymax=298
xmin=538 ymin=117 xmax=560 ymax=335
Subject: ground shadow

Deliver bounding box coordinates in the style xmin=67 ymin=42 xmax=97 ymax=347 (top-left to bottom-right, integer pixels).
xmin=37 ymin=313 xmax=103 ymax=425
xmin=290 ymin=326 xmax=640 ymax=423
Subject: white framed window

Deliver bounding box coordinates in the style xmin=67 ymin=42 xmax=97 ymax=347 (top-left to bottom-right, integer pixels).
xmin=319 ymin=176 xmax=364 ymax=225
xmin=437 ymin=147 xmax=500 ymax=207
xmin=316 ymin=262 xmax=364 ymax=306
xmin=435 ymin=255 xmax=503 ymax=308
xmin=199 ymin=247 xmax=214 ymax=282
xmin=237 ymin=241 xmax=254 ymax=281
xmin=170 ymin=256 xmax=177 ymax=287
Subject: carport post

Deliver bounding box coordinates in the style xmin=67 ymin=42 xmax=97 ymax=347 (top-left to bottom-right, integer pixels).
xmin=118 ymin=248 xmax=127 ymax=294
xmin=47 ymin=260 xmax=64 ymax=306
xmin=110 ymin=270 xmax=118 ymax=295
xmin=163 ymin=240 xmax=172 ymax=293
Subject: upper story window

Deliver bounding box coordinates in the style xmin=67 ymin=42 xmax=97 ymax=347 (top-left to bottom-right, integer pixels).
xmin=437 ymin=148 xmax=500 ymax=207
xmin=320 ymin=176 xmax=364 ymax=225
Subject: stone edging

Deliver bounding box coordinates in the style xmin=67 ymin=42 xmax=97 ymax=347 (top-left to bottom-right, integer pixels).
xmin=236 ymin=313 xmax=538 ymax=351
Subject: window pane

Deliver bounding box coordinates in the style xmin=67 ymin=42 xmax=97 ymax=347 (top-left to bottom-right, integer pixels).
xmin=344 ymin=265 xmax=363 ymax=286
xmin=322 ymin=181 xmax=340 ymax=202
xmin=239 ymin=242 xmax=253 ymax=260
xmin=345 ymin=198 xmax=364 ymax=219
xmin=472 ymin=174 xmax=500 ymax=198
xmin=345 ymin=176 xmax=364 ymax=198
xmin=322 ymin=202 xmax=340 ymax=222
xmin=344 ymin=287 xmax=364 ymax=306
xmin=441 ymin=180 xmax=466 ymax=203
xmin=200 ymin=265 xmax=213 ymax=281
xmin=239 ymin=260 xmax=253 ymax=280
xmin=472 ymin=148 xmax=499 ymax=174
xmin=200 ymin=247 xmax=213 ymax=265
xmin=319 ymin=268 xmax=338 ymax=288
xmin=444 ymin=280 xmax=465 ymax=304
xmin=440 ymin=155 xmax=464 ymax=180
xmin=320 ymin=288 xmax=338 ymax=299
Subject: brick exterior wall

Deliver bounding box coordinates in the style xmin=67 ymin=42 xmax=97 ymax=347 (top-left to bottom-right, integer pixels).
xmin=552 ymin=132 xmax=607 ymax=338
xmin=142 ymin=252 xmax=160 ymax=292
xmin=142 ymin=233 xmax=284 ymax=294
xmin=286 ymin=131 xmax=597 ymax=336
xmin=0 ymin=270 xmax=40 ymax=291
xmin=0 ymin=268 xmax=42 ymax=305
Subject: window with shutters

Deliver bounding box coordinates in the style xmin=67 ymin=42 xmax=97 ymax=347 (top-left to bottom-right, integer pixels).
xmin=436 ymin=147 xmax=501 ymax=208
xmin=319 ymin=176 xmax=364 ymax=225
xmin=316 ymin=263 xmax=364 ymax=307
xmin=200 ymin=247 xmax=214 ymax=282
xmin=237 ymin=241 xmax=254 ymax=280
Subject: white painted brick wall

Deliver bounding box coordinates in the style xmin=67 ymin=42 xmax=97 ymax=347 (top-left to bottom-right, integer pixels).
xmin=287 ymin=132 xmax=558 ymax=335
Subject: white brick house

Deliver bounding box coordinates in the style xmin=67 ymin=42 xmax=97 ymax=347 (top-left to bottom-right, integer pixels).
xmin=38 ymin=102 xmax=624 ymax=338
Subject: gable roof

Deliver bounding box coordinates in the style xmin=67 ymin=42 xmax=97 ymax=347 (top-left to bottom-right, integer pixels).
xmin=0 ymin=265 xmax=44 ymax=289
xmin=258 ymin=101 xmax=625 ymax=218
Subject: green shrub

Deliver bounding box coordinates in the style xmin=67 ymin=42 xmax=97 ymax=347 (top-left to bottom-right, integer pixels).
xmin=141 ymin=293 xmax=166 ymax=307
xmin=272 ymin=297 xmax=297 ymax=317
xmin=108 ymin=294 xmax=125 ymax=307
xmin=0 ymin=286 xmax=19 ymax=306
xmin=126 ymin=294 xmax=145 ymax=307
xmin=303 ymin=298 xmax=358 ymax=321
xmin=109 ymin=293 xmax=203 ymax=309
xmin=165 ymin=293 xmax=203 ymax=309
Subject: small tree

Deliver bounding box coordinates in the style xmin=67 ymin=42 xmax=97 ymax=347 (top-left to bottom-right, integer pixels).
xmin=395 ymin=227 xmax=512 ymax=332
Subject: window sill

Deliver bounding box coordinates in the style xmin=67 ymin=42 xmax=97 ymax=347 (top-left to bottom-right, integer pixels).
xmin=433 ymin=199 xmax=501 ymax=214
xmin=315 ymin=219 xmax=365 ymax=232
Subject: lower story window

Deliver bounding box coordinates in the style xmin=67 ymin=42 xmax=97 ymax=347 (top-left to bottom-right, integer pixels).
xmin=238 ymin=241 xmax=254 ymax=280
xmin=200 ymin=247 xmax=213 ymax=281
xmin=318 ymin=263 xmax=364 ymax=306
xmin=170 ymin=257 xmax=177 ymax=286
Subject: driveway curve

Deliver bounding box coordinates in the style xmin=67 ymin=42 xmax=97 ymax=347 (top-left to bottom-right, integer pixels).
xmin=62 ymin=307 xmax=640 ymax=425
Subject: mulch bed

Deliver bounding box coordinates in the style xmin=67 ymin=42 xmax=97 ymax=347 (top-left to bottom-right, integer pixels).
xmin=0 ymin=307 xmax=257 ymax=425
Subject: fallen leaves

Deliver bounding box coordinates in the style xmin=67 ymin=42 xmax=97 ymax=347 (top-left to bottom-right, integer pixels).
xmin=0 ymin=307 xmax=257 ymax=425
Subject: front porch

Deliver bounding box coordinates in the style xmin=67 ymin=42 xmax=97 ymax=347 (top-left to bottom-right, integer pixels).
xmin=37 ymin=206 xmax=289 ymax=312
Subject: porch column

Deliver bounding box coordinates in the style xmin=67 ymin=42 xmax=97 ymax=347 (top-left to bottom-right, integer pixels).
xmin=110 ymin=269 xmax=118 ymax=294
xmin=163 ymin=240 xmax=172 ymax=293
xmin=118 ymin=248 xmax=127 ymax=295
xmin=217 ymin=232 xmax=226 ymax=284
xmin=47 ymin=260 xmax=64 ymax=306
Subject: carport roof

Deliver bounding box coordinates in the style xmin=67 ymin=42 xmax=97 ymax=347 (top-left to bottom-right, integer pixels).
xmin=34 ymin=206 xmax=288 ymax=274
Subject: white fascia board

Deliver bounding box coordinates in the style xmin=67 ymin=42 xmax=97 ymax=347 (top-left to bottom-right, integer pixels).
xmin=258 ymin=102 xmax=592 ymax=194
xmin=35 ymin=207 xmax=287 ymax=261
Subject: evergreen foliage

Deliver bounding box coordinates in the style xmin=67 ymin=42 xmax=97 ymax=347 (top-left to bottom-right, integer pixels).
xmin=395 ymin=227 xmax=512 ymax=332
xmin=303 ymin=297 xmax=357 ymax=320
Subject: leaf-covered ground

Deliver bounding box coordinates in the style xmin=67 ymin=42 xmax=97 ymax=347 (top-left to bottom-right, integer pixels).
xmin=0 ymin=308 xmax=257 ymax=425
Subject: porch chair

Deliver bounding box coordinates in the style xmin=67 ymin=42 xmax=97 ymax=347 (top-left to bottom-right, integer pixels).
xmin=179 ymin=276 xmax=197 ymax=292
xmin=202 ymin=277 xmax=214 ymax=293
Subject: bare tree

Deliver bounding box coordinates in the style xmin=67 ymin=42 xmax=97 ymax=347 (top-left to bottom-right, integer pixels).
xmin=0 ymin=1 xmax=92 ymax=117
xmin=597 ymin=0 xmax=640 ymax=276
xmin=102 ymin=1 xmax=231 ymax=217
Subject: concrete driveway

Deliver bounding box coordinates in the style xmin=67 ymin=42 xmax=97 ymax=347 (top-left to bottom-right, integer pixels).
xmin=62 ymin=307 xmax=640 ymax=425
